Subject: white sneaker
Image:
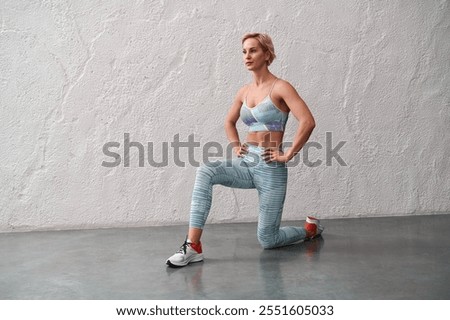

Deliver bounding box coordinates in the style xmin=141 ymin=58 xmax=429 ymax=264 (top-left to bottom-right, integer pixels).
xmin=166 ymin=238 xmax=204 ymax=268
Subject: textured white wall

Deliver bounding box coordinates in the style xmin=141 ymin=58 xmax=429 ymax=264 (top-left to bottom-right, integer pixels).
xmin=1 ymin=0 xmax=449 ymax=232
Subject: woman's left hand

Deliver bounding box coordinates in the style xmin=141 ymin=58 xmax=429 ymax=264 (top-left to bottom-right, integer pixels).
xmin=262 ymin=148 xmax=292 ymax=163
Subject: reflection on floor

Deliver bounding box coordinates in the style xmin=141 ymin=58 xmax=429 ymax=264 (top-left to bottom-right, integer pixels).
xmin=1 ymin=214 xmax=449 ymax=299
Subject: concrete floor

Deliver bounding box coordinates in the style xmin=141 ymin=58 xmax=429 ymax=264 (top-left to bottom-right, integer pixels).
xmin=1 ymin=214 xmax=449 ymax=300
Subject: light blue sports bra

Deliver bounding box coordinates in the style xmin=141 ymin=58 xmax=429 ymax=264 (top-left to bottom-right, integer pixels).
xmin=240 ymin=78 xmax=289 ymax=132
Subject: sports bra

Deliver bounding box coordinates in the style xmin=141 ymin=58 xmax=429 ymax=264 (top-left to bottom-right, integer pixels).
xmin=240 ymin=78 xmax=289 ymax=132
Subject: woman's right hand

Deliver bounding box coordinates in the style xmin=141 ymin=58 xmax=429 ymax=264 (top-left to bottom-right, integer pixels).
xmin=234 ymin=143 xmax=248 ymax=157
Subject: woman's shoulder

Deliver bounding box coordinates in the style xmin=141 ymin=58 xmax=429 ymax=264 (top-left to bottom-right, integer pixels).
xmin=274 ymin=78 xmax=294 ymax=89
xmin=272 ymin=78 xmax=298 ymax=96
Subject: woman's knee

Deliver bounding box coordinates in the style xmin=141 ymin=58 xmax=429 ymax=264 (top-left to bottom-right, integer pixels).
xmin=257 ymin=231 xmax=278 ymax=249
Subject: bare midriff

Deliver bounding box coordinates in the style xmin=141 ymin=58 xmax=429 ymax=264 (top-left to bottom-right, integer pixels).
xmin=245 ymin=131 xmax=284 ymax=149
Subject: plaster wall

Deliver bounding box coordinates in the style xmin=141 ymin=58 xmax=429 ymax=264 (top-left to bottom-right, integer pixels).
xmin=1 ymin=0 xmax=449 ymax=232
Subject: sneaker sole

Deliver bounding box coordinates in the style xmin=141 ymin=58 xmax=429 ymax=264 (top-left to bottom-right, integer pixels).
xmin=166 ymin=255 xmax=204 ymax=268
xmin=305 ymin=233 xmax=323 ymax=241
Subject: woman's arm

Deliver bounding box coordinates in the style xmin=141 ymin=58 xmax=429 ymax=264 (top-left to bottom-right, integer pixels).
xmin=224 ymin=86 xmax=248 ymax=156
xmin=264 ymin=80 xmax=315 ymax=163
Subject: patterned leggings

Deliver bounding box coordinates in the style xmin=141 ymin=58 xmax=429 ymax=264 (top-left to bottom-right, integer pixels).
xmin=189 ymin=144 xmax=307 ymax=249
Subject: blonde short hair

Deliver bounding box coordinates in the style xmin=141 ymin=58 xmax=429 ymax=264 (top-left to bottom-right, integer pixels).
xmin=241 ymin=33 xmax=276 ymax=66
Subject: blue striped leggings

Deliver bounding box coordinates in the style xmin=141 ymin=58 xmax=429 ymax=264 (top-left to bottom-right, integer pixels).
xmin=189 ymin=144 xmax=307 ymax=249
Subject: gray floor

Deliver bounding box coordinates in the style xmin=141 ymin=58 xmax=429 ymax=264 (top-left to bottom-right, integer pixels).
xmin=1 ymin=214 xmax=449 ymax=300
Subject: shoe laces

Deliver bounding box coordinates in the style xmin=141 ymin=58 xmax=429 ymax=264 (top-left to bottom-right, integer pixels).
xmin=177 ymin=240 xmax=190 ymax=254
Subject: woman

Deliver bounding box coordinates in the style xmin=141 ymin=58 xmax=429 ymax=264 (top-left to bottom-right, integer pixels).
xmin=166 ymin=33 xmax=324 ymax=268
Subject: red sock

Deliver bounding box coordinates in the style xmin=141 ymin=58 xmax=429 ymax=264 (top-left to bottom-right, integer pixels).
xmin=189 ymin=241 xmax=202 ymax=253
xmin=305 ymin=224 xmax=317 ymax=237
